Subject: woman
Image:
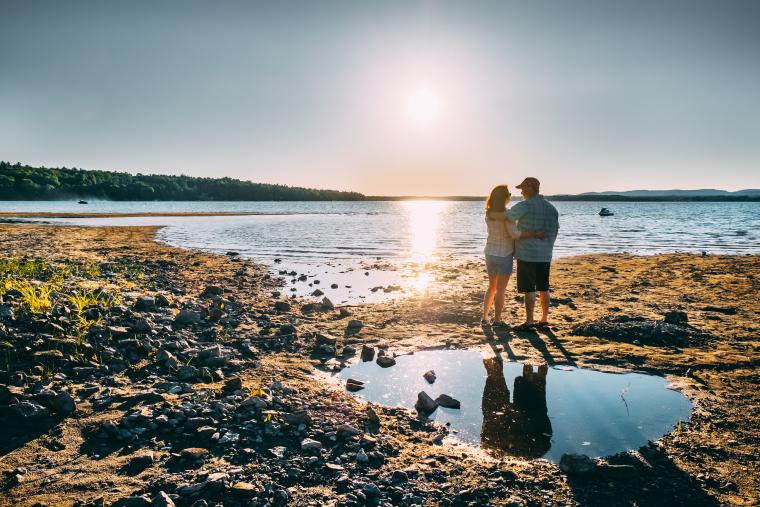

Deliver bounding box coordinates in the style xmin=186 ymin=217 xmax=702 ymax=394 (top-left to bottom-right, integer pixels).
xmin=483 ymin=185 xmax=543 ymax=327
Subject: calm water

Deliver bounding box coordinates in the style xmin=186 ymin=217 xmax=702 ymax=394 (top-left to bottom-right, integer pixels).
xmin=335 ymin=349 xmax=692 ymax=462
xmin=2 ymin=200 xmax=758 ymax=302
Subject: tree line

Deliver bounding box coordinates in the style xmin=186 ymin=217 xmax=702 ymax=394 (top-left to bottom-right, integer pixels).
xmin=0 ymin=162 xmax=365 ymax=201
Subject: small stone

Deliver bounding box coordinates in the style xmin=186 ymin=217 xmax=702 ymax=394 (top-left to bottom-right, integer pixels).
xmin=269 ymin=446 xmax=287 ymax=459
xmin=423 ymin=370 xmax=436 ymax=383
xmin=175 ymin=309 xmax=201 ymax=324
xmin=134 ymin=296 xmax=156 ymax=312
xmin=356 ymin=448 xmax=369 ymax=462
xmin=435 ymin=394 xmax=460 ymax=409
xmin=301 ymin=438 xmax=323 ymax=452
xmin=180 ymin=447 xmax=208 ymax=461
xmin=559 ymin=453 xmax=598 ymax=476
xmin=152 ymin=491 xmax=175 ymax=507
xmin=663 ymin=310 xmax=688 ymax=325
xmin=376 ymin=356 xmax=396 ymax=368
xmin=337 ymin=424 xmax=361 ymax=436
xmin=346 ymin=378 xmax=364 ymax=392
xmin=321 ymin=297 xmax=334 ymax=310
xmin=346 ymin=319 xmax=363 ymax=333
xmin=274 ymin=301 xmax=291 ymax=312
xmin=202 ymin=285 xmax=224 ymax=297
xmin=49 ymin=391 xmax=76 ymax=414
xmin=284 ymin=410 xmax=311 ymax=425
xmin=224 ymin=376 xmax=243 ymax=391
xmin=230 ymin=482 xmax=257 ymax=497
xmin=360 ymin=345 xmax=375 ymax=361
xmin=415 ymin=391 xmax=438 ymax=414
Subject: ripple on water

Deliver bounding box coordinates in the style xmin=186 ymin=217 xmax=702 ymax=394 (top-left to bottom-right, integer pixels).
xmin=335 ymin=349 xmax=692 ymax=463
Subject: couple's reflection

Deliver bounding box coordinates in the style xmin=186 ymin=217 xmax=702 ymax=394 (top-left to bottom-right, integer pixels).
xmin=481 ymin=358 xmax=552 ymax=458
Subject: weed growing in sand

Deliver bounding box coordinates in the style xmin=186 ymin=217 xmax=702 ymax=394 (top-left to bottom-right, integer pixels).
xmin=7 ymin=279 xmax=55 ymax=313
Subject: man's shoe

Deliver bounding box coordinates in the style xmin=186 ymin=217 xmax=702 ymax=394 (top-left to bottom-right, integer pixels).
xmin=512 ymin=322 xmax=536 ymax=331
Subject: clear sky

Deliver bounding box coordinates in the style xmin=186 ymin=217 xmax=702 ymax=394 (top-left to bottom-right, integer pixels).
xmin=1 ymin=0 xmax=758 ymax=195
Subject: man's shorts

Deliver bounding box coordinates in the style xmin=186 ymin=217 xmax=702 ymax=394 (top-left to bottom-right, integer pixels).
xmin=516 ymin=260 xmax=551 ymax=293
xmin=485 ymin=254 xmax=514 ymax=276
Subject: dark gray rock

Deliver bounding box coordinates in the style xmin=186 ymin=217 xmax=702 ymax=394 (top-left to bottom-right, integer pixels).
xmin=49 ymin=391 xmax=76 ymax=414
xmin=559 ymin=453 xmax=598 ymax=477
xmin=376 ymin=356 xmax=396 ymax=368
xmin=134 ymin=296 xmax=156 ymax=312
xmin=435 ymin=394 xmax=460 ymax=409
xmin=414 ymin=391 xmax=437 ymax=414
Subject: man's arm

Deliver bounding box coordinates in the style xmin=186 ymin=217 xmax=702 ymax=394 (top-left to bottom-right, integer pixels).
xmin=506 ymin=201 xmax=527 ymax=222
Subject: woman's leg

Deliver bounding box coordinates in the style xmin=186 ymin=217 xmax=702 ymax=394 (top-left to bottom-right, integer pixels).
xmin=483 ymin=275 xmax=498 ymax=321
xmin=494 ymin=274 xmax=511 ymax=322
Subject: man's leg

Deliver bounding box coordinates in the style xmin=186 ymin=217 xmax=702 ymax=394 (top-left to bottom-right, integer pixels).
xmin=536 ymin=262 xmax=551 ymax=324
xmin=538 ymin=291 xmax=550 ymax=323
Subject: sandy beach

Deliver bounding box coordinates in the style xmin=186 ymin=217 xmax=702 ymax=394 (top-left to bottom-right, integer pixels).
xmin=0 ymin=224 xmax=757 ymax=506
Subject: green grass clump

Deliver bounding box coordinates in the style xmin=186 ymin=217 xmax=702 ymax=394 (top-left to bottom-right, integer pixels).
xmin=6 ymin=279 xmax=54 ymax=313
xmin=65 ymin=288 xmax=119 ymax=332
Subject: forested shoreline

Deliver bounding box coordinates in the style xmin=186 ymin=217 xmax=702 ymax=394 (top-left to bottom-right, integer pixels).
xmin=0 ymin=162 xmax=365 ymax=201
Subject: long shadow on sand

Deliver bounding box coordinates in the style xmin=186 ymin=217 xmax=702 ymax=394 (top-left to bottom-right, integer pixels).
xmin=566 ymin=444 xmax=720 ymax=506
xmin=482 ymin=325 xmax=517 ymax=361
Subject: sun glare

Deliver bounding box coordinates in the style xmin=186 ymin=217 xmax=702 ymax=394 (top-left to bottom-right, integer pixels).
xmin=402 ymin=200 xmax=449 ymax=293
xmin=405 ymin=87 xmax=442 ymax=126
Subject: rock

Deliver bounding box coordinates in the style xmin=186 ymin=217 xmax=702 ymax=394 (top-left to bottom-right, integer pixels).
xmin=0 ymin=304 xmax=15 ymax=320
xmin=356 ymin=448 xmax=369 ymax=462
xmin=435 ymin=394 xmax=460 ymax=409
xmin=0 ymin=402 xmax=49 ymax=425
xmin=155 ymin=294 xmax=171 ymax=307
xmin=178 ymin=365 xmax=199 ymax=381
xmin=423 ymin=370 xmax=436 ymax=383
xmin=316 ymin=333 xmax=338 ymax=346
xmin=218 ymin=431 xmax=239 ymax=444
xmin=311 ymin=289 xmax=324 ymax=297
xmin=175 ymin=309 xmax=201 ymax=324
xmin=112 ymin=495 xmax=152 ymax=507
xmin=226 ymin=251 xmax=239 ymax=256
xmin=134 ymin=296 xmax=156 ymax=312
xmin=331 ymin=283 xmax=339 ymax=289
xmin=663 ymin=310 xmax=688 ymax=325
xmin=415 ymin=391 xmax=438 ymax=414
xmin=180 ymin=447 xmax=209 ymax=461
xmin=391 ymin=470 xmax=409 ymax=483
xmin=702 ymin=305 xmax=738 ymax=315
xmin=230 ymin=482 xmax=257 ymax=497
xmin=274 ymin=301 xmax=291 ymax=312
xmin=152 ymin=491 xmax=175 ymax=507
xmin=346 ymin=319 xmax=363 ymax=333
xmin=346 ymin=378 xmax=364 ymax=392
xmin=337 ymin=424 xmax=361 ymax=436
xmin=108 ymin=325 xmax=131 ymax=337
xmin=202 ymin=285 xmax=224 ymax=297
xmin=360 ymin=345 xmax=375 ymax=361
xmin=338 ymin=307 xmax=352 ymax=318
xmin=301 ymin=438 xmax=323 ymax=452
xmin=559 ymin=453 xmax=598 ymax=477
xmin=284 ymin=410 xmax=311 ymax=425
xmin=376 ymin=356 xmax=396 ymax=368
xmin=269 ymin=446 xmax=287 ymax=459
xmin=31 ymin=350 xmax=64 ymax=366
xmin=49 ymin=391 xmax=76 ymax=414
xmin=224 ymin=376 xmax=243 ymax=391
xmin=321 ymin=297 xmax=334 ymax=310
xmin=363 ymin=482 xmax=381 ymax=497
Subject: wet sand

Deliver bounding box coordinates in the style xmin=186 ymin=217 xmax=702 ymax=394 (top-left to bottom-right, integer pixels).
xmin=0 ymin=224 xmax=757 ymax=506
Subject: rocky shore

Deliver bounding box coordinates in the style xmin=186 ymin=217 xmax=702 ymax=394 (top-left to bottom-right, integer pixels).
xmin=0 ymin=224 xmax=757 ymax=506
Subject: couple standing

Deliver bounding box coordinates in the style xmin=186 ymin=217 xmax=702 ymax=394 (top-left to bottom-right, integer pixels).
xmin=482 ymin=177 xmax=559 ymax=330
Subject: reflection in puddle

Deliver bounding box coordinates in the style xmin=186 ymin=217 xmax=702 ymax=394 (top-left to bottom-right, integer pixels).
xmin=335 ymin=349 xmax=691 ymax=462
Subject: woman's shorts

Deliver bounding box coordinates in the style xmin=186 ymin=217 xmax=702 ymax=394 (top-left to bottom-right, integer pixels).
xmin=485 ymin=254 xmax=514 ymax=276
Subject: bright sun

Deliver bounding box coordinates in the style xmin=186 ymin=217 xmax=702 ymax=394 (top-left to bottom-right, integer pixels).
xmin=405 ymin=87 xmax=442 ymax=126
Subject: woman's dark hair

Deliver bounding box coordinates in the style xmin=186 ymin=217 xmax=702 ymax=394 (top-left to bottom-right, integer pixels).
xmin=485 ymin=185 xmax=511 ymax=214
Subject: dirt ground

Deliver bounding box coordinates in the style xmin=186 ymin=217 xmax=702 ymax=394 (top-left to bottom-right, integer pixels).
xmin=0 ymin=224 xmax=757 ymax=506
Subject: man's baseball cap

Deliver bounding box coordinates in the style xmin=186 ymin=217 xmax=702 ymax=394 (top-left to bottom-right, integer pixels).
xmin=516 ymin=177 xmax=540 ymax=189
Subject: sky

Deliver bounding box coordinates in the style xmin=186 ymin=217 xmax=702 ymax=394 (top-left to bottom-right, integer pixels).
xmin=1 ymin=0 xmax=758 ymax=196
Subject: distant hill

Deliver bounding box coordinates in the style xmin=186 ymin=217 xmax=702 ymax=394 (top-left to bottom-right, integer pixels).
xmin=578 ymin=189 xmax=760 ymax=197
xmin=0 ymin=162 xmax=365 ymax=201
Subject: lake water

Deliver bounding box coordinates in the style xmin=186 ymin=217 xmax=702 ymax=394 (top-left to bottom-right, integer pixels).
xmin=335 ymin=349 xmax=692 ymax=462
xmin=2 ymin=200 xmax=757 ymax=303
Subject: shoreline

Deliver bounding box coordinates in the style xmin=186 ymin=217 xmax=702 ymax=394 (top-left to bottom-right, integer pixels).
xmin=0 ymin=224 xmax=757 ymax=506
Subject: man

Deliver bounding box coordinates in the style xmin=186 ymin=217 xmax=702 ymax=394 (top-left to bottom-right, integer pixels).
xmin=506 ymin=177 xmax=559 ymax=329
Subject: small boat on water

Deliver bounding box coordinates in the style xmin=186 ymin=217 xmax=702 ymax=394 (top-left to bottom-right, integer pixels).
xmin=598 ymin=207 xmax=614 ymax=216
xmin=77 ymin=200 xmax=88 ymax=204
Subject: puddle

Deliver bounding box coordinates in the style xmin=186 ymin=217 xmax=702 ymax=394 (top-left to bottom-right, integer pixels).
xmin=335 ymin=349 xmax=692 ymax=462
